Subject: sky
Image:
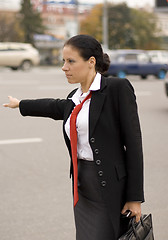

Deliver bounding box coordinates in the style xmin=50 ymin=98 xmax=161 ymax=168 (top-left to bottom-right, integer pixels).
xmin=0 ymin=0 xmax=155 ymax=10
xmin=84 ymin=0 xmax=155 ymax=8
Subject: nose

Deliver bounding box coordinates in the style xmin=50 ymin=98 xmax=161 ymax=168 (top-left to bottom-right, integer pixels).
xmin=62 ymin=62 xmax=69 ymax=72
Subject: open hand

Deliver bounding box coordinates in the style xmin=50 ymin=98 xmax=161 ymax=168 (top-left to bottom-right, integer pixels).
xmin=3 ymin=96 xmax=20 ymax=108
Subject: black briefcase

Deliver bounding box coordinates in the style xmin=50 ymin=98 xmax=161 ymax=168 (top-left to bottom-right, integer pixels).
xmin=118 ymin=213 xmax=154 ymax=240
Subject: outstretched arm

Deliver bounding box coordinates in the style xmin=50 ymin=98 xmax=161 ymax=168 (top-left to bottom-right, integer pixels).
xmin=4 ymin=96 xmax=69 ymax=120
xmin=3 ymin=96 xmax=20 ymax=109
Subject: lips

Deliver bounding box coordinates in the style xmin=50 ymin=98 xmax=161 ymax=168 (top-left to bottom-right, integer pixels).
xmin=66 ymin=74 xmax=72 ymax=78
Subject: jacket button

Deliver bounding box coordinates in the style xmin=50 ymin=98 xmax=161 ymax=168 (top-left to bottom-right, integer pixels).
xmin=98 ymin=171 xmax=103 ymax=177
xmin=101 ymin=181 xmax=106 ymax=187
xmin=95 ymin=149 xmax=99 ymax=154
xmin=96 ymin=159 xmax=101 ymax=165
xmin=90 ymin=137 xmax=95 ymax=143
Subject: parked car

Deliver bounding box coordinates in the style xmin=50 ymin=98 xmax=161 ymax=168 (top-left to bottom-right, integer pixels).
xmin=148 ymin=50 xmax=168 ymax=64
xmin=164 ymin=73 xmax=168 ymax=97
xmin=105 ymin=50 xmax=168 ymax=79
xmin=0 ymin=42 xmax=40 ymax=70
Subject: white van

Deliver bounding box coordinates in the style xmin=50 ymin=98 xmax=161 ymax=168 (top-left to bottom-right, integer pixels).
xmin=0 ymin=42 xmax=40 ymax=70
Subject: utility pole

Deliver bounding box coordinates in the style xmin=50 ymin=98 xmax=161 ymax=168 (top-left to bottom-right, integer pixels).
xmin=74 ymin=0 xmax=79 ymax=34
xmin=103 ymin=0 xmax=108 ymax=49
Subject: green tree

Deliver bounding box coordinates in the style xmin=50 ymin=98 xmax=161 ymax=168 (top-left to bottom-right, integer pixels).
xmin=20 ymin=0 xmax=45 ymax=44
xmin=130 ymin=8 xmax=161 ymax=49
xmin=80 ymin=4 xmax=103 ymax=42
xmin=108 ymin=3 xmax=135 ymax=49
xmin=80 ymin=3 xmax=161 ymax=50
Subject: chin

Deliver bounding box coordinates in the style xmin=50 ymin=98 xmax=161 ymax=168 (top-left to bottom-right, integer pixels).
xmin=67 ymin=79 xmax=77 ymax=84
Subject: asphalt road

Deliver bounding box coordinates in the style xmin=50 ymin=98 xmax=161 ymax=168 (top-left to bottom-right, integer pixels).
xmin=0 ymin=67 xmax=168 ymax=240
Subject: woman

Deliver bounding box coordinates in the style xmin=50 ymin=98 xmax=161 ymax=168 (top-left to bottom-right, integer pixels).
xmin=4 ymin=34 xmax=144 ymax=240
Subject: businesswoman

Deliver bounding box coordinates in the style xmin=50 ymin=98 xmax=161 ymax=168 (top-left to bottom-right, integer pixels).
xmin=4 ymin=34 xmax=144 ymax=240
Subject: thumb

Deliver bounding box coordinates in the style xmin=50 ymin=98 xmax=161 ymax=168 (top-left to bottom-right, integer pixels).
xmin=8 ymin=95 xmax=13 ymax=100
xmin=121 ymin=206 xmax=128 ymax=214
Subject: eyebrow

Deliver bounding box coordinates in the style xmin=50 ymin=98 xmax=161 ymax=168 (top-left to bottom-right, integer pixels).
xmin=63 ymin=58 xmax=75 ymax=61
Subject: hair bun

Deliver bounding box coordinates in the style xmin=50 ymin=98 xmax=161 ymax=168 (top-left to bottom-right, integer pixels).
xmin=98 ymin=53 xmax=110 ymax=74
xmin=103 ymin=53 xmax=110 ymax=65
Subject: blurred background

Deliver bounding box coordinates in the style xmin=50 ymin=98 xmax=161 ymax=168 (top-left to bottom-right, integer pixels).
xmin=0 ymin=0 xmax=168 ymax=239
xmin=0 ymin=0 xmax=168 ymax=67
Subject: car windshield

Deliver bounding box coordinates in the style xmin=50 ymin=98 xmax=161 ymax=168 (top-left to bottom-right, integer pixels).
xmin=117 ymin=54 xmax=138 ymax=63
xmin=109 ymin=52 xmax=150 ymax=63
xmin=137 ymin=53 xmax=149 ymax=63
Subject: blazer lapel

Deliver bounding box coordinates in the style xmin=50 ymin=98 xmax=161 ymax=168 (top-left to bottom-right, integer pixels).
xmin=63 ymin=100 xmax=75 ymax=126
xmin=63 ymin=100 xmax=75 ymax=156
xmin=89 ymin=76 xmax=107 ymax=137
xmin=63 ymin=100 xmax=75 ymax=143
xmin=63 ymin=88 xmax=77 ymax=126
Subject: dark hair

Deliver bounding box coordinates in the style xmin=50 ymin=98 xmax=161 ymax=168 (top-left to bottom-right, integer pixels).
xmin=64 ymin=34 xmax=110 ymax=74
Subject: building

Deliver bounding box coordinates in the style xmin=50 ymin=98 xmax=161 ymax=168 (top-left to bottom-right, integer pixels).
xmin=155 ymin=12 xmax=168 ymax=36
xmin=32 ymin=0 xmax=93 ymax=39
xmin=30 ymin=0 xmax=93 ymax=65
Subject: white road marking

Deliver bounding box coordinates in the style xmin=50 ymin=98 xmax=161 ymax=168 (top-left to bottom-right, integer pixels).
xmin=38 ymin=85 xmax=74 ymax=90
xmin=0 ymin=138 xmax=43 ymax=145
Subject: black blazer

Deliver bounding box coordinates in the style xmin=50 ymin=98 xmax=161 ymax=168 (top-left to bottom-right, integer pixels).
xmin=19 ymin=76 xmax=144 ymax=239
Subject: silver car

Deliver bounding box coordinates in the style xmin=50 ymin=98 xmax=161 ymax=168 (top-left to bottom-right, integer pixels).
xmin=0 ymin=42 xmax=40 ymax=70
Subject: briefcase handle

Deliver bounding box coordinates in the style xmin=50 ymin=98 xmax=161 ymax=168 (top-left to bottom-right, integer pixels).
xmin=131 ymin=216 xmax=148 ymax=240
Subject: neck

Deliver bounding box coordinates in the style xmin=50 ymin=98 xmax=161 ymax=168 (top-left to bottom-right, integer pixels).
xmin=81 ymin=71 xmax=96 ymax=93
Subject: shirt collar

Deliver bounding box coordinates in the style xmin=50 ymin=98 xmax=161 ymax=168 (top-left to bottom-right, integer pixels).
xmin=89 ymin=72 xmax=101 ymax=91
xmin=69 ymin=72 xmax=101 ymax=105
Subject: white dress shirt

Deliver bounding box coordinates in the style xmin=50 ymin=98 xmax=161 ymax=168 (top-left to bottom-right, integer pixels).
xmin=65 ymin=72 xmax=101 ymax=161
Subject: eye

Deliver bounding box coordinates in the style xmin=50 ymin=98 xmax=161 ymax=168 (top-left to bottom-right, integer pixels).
xmin=68 ymin=59 xmax=75 ymax=63
xmin=62 ymin=59 xmax=75 ymax=65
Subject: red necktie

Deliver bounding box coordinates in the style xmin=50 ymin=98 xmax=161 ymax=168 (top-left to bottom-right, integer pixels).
xmin=70 ymin=91 xmax=92 ymax=207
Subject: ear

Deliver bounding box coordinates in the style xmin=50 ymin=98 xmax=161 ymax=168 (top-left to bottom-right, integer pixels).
xmin=88 ymin=56 xmax=96 ymax=68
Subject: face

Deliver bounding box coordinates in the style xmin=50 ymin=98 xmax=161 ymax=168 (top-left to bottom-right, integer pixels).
xmin=62 ymin=45 xmax=95 ymax=86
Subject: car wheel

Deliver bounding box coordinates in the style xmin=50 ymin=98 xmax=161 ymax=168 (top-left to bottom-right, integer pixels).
xmin=20 ymin=60 xmax=32 ymax=71
xmin=141 ymin=75 xmax=147 ymax=79
xmin=11 ymin=67 xmax=18 ymax=71
xmin=117 ymin=70 xmax=126 ymax=78
xmin=157 ymin=69 xmax=166 ymax=80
